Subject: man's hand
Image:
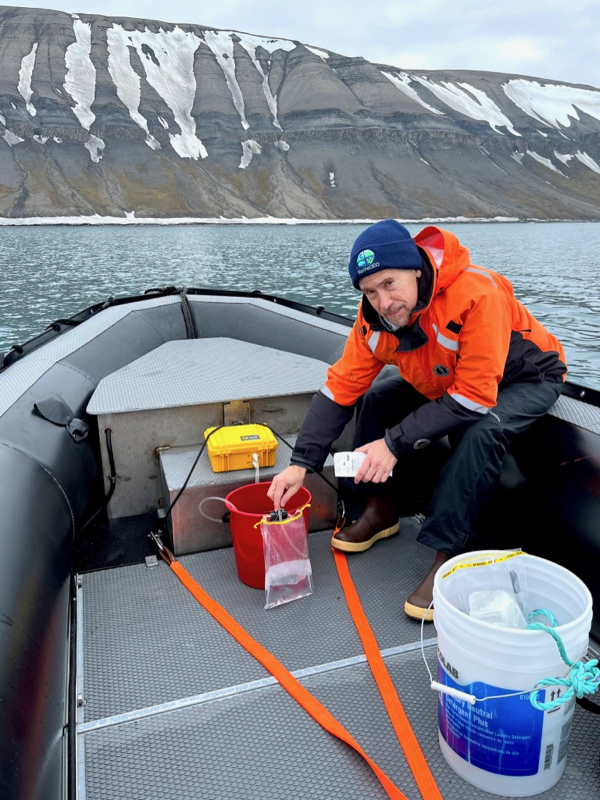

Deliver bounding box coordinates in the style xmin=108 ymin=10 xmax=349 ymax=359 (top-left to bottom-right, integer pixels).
xmin=267 ymin=465 xmax=307 ymax=510
xmin=354 ymin=439 xmax=398 ymax=483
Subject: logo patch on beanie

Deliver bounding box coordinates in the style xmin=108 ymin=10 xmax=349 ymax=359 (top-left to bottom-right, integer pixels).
xmin=357 ymin=249 xmax=375 ymax=268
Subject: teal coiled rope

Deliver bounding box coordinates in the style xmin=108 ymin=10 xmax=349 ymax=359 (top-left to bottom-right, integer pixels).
xmin=526 ymin=612 xmax=600 ymax=711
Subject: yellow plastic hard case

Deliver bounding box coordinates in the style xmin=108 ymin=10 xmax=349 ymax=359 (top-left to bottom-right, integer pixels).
xmin=203 ymin=424 xmax=278 ymax=473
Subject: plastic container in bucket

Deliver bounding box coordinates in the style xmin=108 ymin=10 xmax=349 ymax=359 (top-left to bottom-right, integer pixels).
xmin=433 ymin=550 xmax=592 ymax=797
xmin=225 ymin=482 xmax=311 ymax=589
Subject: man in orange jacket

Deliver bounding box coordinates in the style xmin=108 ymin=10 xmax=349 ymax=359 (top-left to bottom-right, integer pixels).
xmin=268 ymin=220 xmax=566 ymax=620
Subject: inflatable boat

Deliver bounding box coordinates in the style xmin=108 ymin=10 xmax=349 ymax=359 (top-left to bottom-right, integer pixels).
xmin=1 ymin=287 xmax=598 ymax=800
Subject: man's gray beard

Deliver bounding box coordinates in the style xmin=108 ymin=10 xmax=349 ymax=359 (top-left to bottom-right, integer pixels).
xmin=380 ymin=314 xmax=402 ymax=331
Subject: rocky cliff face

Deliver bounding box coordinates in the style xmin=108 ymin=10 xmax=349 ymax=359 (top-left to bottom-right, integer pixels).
xmin=1 ymin=6 xmax=600 ymax=220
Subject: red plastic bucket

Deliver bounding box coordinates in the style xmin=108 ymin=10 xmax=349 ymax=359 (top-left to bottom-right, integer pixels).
xmin=225 ymin=481 xmax=311 ymax=589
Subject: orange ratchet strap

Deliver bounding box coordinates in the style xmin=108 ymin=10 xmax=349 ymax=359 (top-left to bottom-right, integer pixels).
xmin=333 ymin=547 xmax=443 ymax=800
xmin=153 ymin=533 xmax=440 ymax=800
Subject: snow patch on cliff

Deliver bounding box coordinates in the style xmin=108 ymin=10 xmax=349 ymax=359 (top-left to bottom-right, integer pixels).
xmin=381 ymin=71 xmax=442 ymax=115
xmin=107 ymin=26 xmax=161 ymax=152
xmin=413 ymin=78 xmax=521 ymax=136
xmin=503 ymin=80 xmax=600 ymax=128
xmin=204 ymin=30 xmax=250 ymax=131
xmin=64 ymin=19 xmax=96 ymax=131
xmin=305 ymin=45 xmax=329 ymax=60
xmin=116 ymin=25 xmax=206 ymax=159
xmin=85 ymin=134 xmax=105 ymax=163
xmin=234 ymin=32 xmax=297 ymax=55
xmin=3 ymin=130 xmax=24 ymax=146
xmin=575 ymin=151 xmax=600 ymax=174
xmin=236 ymin=35 xmax=283 ymax=130
xmin=239 ymin=139 xmax=262 ymax=168
xmin=18 ymin=43 xmax=38 ymax=116
xmin=527 ymin=150 xmax=566 ymax=176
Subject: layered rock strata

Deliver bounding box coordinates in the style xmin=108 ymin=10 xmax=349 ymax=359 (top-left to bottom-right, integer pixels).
xmin=1 ymin=7 xmax=599 ymax=219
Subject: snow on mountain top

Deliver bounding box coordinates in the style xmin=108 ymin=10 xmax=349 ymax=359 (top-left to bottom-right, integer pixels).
xmin=382 ymin=71 xmax=443 ymax=115
xmin=411 ymin=77 xmax=521 ymax=136
xmin=225 ymin=31 xmax=298 ymax=54
xmin=503 ymin=80 xmax=600 ymax=128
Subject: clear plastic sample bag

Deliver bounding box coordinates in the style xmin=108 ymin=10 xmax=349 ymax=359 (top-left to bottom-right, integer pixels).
xmin=259 ymin=506 xmax=313 ymax=610
xmin=451 ymin=550 xmax=533 ymax=629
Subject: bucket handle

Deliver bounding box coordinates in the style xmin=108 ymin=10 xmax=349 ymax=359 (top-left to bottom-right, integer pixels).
xmin=198 ymin=496 xmax=238 ymax=523
xmin=253 ymin=503 xmax=311 ymax=528
xmin=431 ymin=681 xmax=477 ymax=705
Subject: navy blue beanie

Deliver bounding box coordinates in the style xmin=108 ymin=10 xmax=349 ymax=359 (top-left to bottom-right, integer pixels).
xmin=348 ymin=220 xmax=422 ymax=289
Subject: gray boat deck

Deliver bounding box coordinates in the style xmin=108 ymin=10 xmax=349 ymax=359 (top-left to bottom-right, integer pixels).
xmin=76 ymin=519 xmax=600 ymax=800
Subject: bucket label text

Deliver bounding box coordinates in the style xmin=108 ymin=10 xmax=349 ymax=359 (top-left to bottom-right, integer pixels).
xmin=438 ymin=648 xmax=459 ymax=680
xmin=437 ymin=663 xmax=545 ymax=776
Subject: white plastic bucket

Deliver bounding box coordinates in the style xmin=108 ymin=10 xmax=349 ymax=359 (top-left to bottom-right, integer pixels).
xmin=433 ymin=550 xmax=593 ymax=797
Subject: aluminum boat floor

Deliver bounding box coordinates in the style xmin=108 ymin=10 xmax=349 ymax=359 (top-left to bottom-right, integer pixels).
xmin=78 ymin=520 xmax=600 ymax=800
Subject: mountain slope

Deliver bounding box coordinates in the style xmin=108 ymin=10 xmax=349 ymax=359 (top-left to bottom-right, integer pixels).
xmin=1 ymin=6 xmax=600 ymax=220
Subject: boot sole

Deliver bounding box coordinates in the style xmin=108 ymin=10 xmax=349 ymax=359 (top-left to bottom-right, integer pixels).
xmin=404 ymin=601 xmax=434 ymax=622
xmin=331 ymin=522 xmax=400 ymax=553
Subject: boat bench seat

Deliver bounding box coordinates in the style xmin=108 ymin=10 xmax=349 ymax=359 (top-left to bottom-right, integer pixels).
xmin=87 ymin=338 xmax=344 ymax=552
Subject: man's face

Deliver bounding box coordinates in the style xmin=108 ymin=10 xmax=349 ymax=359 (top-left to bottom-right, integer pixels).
xmin=358 ymin=268 xmax=421 ymax=328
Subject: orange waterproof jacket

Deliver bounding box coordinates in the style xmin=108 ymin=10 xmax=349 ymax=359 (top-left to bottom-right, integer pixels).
xmin=291 ymin=227 xmax=567 ymax=470
xmin=325 ymin=226 xmax=566 ymax=409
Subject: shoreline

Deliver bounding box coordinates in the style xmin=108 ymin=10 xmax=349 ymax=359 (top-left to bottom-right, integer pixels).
xmin=0 ymin=215 xmax=597 ymax=226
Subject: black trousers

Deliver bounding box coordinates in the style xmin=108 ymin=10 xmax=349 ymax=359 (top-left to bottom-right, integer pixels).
xmin=346 ymin=376 xmax=562 ymax=556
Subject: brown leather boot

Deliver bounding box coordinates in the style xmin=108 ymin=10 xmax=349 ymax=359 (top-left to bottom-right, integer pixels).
xmin=404 ymin=550 xmax=451 ymax=622
xmin=331 ymin=496 xmax=399 ymax=553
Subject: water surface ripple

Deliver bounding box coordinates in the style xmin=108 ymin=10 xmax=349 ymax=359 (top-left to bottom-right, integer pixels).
xmin=1 ymin=222 xmax=598 ymax=389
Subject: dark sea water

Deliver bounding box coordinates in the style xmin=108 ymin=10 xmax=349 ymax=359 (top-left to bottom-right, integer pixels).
xmin=1 ymin=221 xmax=598 ymax=389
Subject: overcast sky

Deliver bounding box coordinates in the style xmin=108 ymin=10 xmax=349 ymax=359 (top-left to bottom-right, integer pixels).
xmin=6 ymin=0 xmax=600 ymax=88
